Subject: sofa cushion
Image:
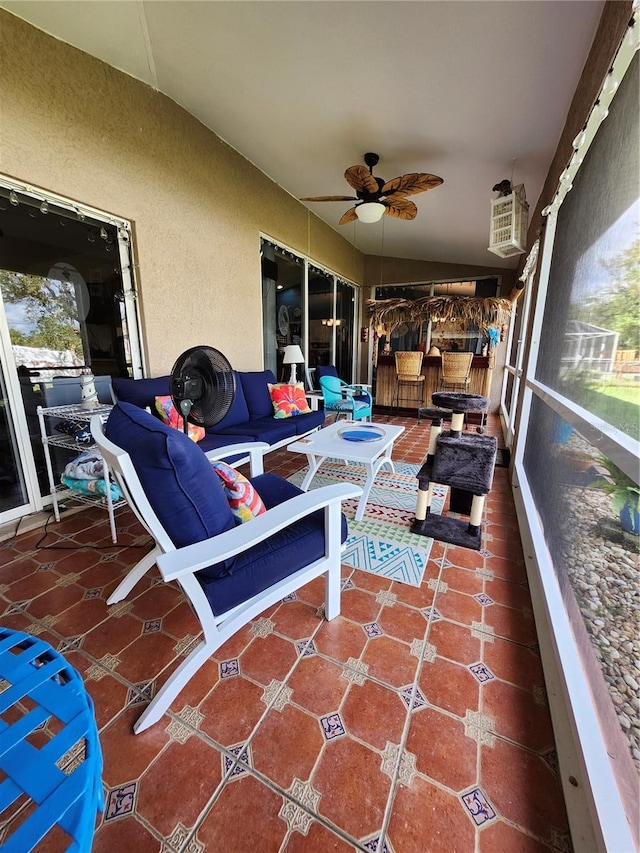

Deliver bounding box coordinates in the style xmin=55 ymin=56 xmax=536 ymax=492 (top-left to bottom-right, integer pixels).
xmin=213 ymin=416 xmax=298 ymax=445
xmin=196 ymin=473 xmax=348 ymax=613
xmin=106 ymin=403 xmax=235 ymax=562
xmin=293 ymin=410 xmax=325 ymax=434
xmin=268 ymin=383 xmax=312 ymax=419
xmin=112 ymin=376 xmax=170 ymax=409
xmin=207 ymin=371 xmax=250 ymax=431
xmin=240 ymin=370 xmax=277 ymax=420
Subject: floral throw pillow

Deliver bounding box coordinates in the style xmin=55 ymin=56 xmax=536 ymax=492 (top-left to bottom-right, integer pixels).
xmin=267 ymin=383 xmax=311 ymax=419
xmin=155 ymin=396 xmax=205 ymax=443
xmin=210 ymin=461 xmax=266 ymax=524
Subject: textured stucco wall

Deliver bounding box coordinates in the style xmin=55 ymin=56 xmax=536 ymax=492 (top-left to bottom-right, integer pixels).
xmin=0 ymin=11 xmax=365 ymax=375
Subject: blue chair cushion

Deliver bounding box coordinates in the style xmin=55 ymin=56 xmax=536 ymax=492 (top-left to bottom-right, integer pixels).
xmin=197 ymin=473 xmax=348 ymax=614
xmin=112 ymin=376 xmax=170 ymax=409
xmin=293 ymin=410 xmax=325 ymax=434
xmin=106 ymin=403 xmax=235 ymax=565
xmin=240 ymin=370 xmax=277 ymax=419
xmin=315 ymin=365 xmax=339 ymax=389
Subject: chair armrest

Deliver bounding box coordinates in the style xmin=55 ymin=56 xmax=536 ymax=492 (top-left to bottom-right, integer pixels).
xmin=157 ymin=482 xmax=362 ymax=581
xmin=204 ymin=442 xmax=269 ymax=476
xmin=344 ymin=387 xmax=373 ymax=404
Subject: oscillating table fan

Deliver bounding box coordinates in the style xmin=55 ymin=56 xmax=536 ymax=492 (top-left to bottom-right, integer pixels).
xmin=169 ymin=346 xmax=236 ymax=433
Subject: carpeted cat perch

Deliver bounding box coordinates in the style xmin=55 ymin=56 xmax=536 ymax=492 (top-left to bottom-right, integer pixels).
xmin=411 ymin=393 xmax=497 ymax=550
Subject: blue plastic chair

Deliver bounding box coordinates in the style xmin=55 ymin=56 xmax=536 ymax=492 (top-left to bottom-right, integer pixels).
xmin=0 ymin=628 xmax=103 ymax=852
xmin=319 ymin=375 xmax=373 ymax=422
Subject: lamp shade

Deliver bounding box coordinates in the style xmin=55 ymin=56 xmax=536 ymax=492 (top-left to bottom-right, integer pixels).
xmin=355 ymin=202 xmax=385 ymax=223
xmin=282 ymin=344 xmax=304 ymax=365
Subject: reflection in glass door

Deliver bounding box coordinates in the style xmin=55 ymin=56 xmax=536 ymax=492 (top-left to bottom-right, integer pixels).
xmin=335 ymin=280 xmax=355 ymax=381
xmin=261 ymin=241 xmax=304 ymax=382
xmin=308 ymin=267 xmax=333 ymax=375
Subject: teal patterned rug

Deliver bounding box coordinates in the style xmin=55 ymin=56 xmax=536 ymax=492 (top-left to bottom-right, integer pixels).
xmin=288 ymin=461 xmax=446 ymax=587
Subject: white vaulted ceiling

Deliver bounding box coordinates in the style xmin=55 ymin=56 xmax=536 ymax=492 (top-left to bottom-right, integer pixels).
xmin=1 ymin=0 xmax=604 ymax=267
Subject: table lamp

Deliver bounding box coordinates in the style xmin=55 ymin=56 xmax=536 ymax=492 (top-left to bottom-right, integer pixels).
xmin=283 ymin=345 xmax=305 ymax=384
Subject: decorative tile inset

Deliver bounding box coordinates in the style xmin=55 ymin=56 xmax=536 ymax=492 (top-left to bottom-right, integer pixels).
xmin=479 ymin=548 xmax=492 ymax=558
xmin=380 ymin=741 xmax=400 ymax=779
xmin=375 ymin=589 xmax=397 ymax=607
xmin=224 ymin=743 xmax=252 ymax=779
xmin=104 ymin=781 xmax=137 ymax=821
xmin=165 ymin=705 xmax=204 ymax=742
xmin=282 ymin=592 xmax=298 ymax=602
xmin=143 ymin=618 xmax=162 ymax=634
xmin=109 ymin=601 xmax=133 ymax=618
xmin=363 ymin=622 xmax=384 ymax=639
xmin=162 ymin=823 xmax=204 ymax=853
xmin=541 ymin=748 xmax=559 ymax=778
xmin=469 ymin=662 xmax=495 ymax=683
xmin=471 ymin=621 xmax=495 ymax=642
xmin=428 ymin=578 xmax=449 ymax=594
xmin=58 ymin=637 xmax=82 ymax=653
xmin=362 ymin=835 xmax=393 ymax=853
xmin=279 ymin=778 xmax=321 ymax=834
xmin=262 ymin=679 xmax=291 ymax=711
xmin=127 ymin=681 xmax=154 ymax=706
xmin=27 ymin=615 xmax=57 ymax=635
xmin=174 ymin=633 xmax=199 ymax=657
xmin=342 ymin=658 xmax=368 ymax=685
xmin=473 ymin=593 xmax=494 ymax=606
xmin=463 ymin=710 xmax=496 ymax=746
xmin=320 ymin=712 xmax=346 ymax=741
xmin=340 ymin=578 xmax=355 ymax=591
xmin=315 ymin=604 xmax=326 ymax=619
xmin=56 ymin=572 xmax=82 ymax=587
xmin=409 ymin=639 xmax=436 ymax=662
xmin=533 ymin=684 xmax=548 ymax=707
xmin=435 ymin=557 xmax=452 ymax=569
xmin=0 ymin=584 xmax=9 ymax=597
xmin=36 ymin=562 xmax=54 ymax=572
xmin=220 ymin=658 xmax=240 ymax=679
xmin=548 ymin=826 xmax=573 ymax=852
xmin=475 ymin=568 xmax=494 ymax=581
xmin=399 ymin=686 xmax=427 ymax=712
xmin=295 ymin=638 xmax=317 ymax=657
xmin=421 ymin=606 xmax=442 ymax=623
xmin=250 ymin=616 xmax=275 ymax=638
xmin=528 ymin=642 xmax=541 ymax=657
xmin=99 ymin=552 xmax=119 ymax=562
xmin=460 ymin=786 xmax=497 ymax=826
xmin=86 ymin=654 xmax=120 ymax=682
xmin=83 ymin=587 xmax=103 ymax=600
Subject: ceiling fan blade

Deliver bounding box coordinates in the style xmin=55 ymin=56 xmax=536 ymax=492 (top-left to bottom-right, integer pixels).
xmin=383 ymin=198 xmax=418 ymax=220
xmin=339 ymin=207 xmax=359 ymax=225
xmin=300 ymin=195 xmax=358 ymax=202
xmin=381 ymin=172 xmax=444 ymax=197
xmin=344 ymin=165 xmax=379 ymax=194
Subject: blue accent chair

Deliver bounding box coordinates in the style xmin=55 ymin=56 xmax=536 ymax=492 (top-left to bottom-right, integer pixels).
xmin=319 ymin=375 xmax=373 ymax=422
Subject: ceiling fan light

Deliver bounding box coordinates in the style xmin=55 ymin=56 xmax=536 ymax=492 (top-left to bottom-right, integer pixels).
xmin=355 ymin=202 xmax=385 ymax=223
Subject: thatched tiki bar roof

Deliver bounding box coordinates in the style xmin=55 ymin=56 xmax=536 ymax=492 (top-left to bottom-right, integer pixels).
xmin=366 ymin=295 xmax=513 ymax=334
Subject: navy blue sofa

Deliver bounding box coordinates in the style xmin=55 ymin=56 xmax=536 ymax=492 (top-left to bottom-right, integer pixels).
xmin=111 ymin=369 xmax=325 ymax=458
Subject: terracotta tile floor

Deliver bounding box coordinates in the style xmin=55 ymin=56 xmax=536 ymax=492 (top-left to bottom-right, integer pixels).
xmin=0 ymin=414 xmax=571 ymax=852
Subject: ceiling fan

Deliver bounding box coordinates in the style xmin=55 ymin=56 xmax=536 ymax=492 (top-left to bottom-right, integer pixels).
xmin=301 ymin=152 xmax=443 ymax=224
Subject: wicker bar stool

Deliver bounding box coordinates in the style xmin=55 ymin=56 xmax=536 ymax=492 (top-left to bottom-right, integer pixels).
xmin=440 ymin=351 xmax=473 ymax=391
xmin=389 ymin=351 xmax=425 ymax=418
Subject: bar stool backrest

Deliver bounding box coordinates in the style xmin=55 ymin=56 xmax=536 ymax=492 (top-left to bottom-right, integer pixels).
xmin=441 ymin=351 xmax=473 ymax=387
xmin=395 ymin=351 xmax=424 ymax=380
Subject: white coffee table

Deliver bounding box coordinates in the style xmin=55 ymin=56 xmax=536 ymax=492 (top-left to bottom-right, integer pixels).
xmin=287 ymin=420 xmax=405 ymax=521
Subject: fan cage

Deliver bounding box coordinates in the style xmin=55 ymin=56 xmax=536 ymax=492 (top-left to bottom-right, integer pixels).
xmin=488 ymin=185 xmax=529 ymax=258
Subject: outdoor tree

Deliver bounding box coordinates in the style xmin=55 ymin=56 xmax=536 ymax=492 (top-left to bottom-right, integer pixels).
xmin=0 ymin=269 xmax=83 ymax=354
xmin=576 ymin=237 xmax=640 ymax=350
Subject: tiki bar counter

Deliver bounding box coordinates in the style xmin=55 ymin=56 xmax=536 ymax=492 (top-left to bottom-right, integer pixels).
xmin=374 ymin=353 xmax=493 ymax=407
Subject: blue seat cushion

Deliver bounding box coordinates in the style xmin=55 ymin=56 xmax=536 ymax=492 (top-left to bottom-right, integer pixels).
xmin=197 ymin=473 xmax=348 ymax=614
xmin=112 ymin=376 xmax=170 ymax=409
xmin=106 ymin=403 xmax=235 ymax=563
xmin=293 ymin=410 xmax=325 ymax=434
xmin=214 ymin=416 xmax=298 ymax=444
xmin=240 ymin=370 xmax=277 ymax=419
